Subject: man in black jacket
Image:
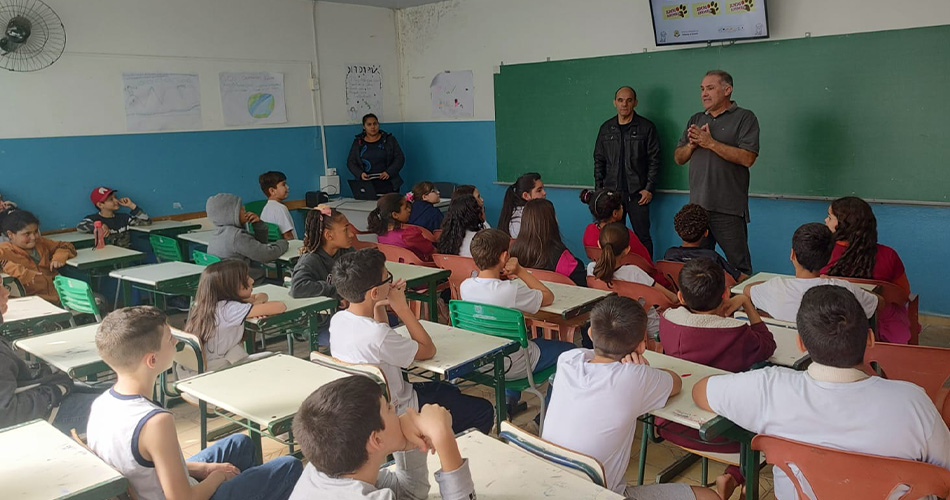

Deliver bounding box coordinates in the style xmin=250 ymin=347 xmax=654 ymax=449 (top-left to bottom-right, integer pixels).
xmin=593 ymin=86 xmax=662 ymax=257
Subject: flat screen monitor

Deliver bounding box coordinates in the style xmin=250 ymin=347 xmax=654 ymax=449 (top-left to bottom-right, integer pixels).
xmin=650 ymin=0 xmax=769 ymax=46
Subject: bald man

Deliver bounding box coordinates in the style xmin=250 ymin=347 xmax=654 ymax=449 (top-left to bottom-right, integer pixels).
xmin=593 ymin=86 xmax=661 ymax=257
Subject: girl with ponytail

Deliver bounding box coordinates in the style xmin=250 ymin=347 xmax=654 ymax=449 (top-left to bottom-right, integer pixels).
xmin=498 ymin=172 xmax=545 ymax=237
xmin=289 ymin=205 xmax=354 ymax=300
xmin=579 ymin=188 xmax=652 ymax=265
xmin=590 ymin=223 xmax=678 ymax=303
xmin=370 ymin=193 xmax=435 ymax=261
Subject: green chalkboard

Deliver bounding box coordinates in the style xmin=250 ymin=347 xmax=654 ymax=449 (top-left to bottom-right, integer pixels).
xmin=494 ymin=25 xmax=950 ymax=202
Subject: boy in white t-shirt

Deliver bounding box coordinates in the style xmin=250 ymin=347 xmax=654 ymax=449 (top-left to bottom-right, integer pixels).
xmin=542 ymin=296 xmax=718 ymax=500
xmin=744 ymin=223 xmax=882 ymax=322
xmin=259 ymin=171 xmax=297 ymax=240
xmin=329 ymin=248 xmax=494 ymax=434
xmin=459 ymin=228 xmax=576 ymax=416
xmin=694 ymin=285 xmax=950 ymax=500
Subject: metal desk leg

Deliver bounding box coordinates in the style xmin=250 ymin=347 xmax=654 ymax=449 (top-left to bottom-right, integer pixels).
xmin=428 ymin=280 xmax=439 ymax=322
xmin=637 ymin=418 xmax=651 ymax=485
xmin=199 ymin=400 xmax=208 ymax=450
xmin=493 ymin=352 xmax=507 ymax=432
xmin=743 ymin=442 xmax=760 ymax=500
xmin=250 ymin=423 xmax=263 ymax=465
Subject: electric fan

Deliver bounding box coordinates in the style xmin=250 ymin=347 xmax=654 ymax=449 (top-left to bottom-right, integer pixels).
xmin=0 ymin=0 xmax=65 ymax=72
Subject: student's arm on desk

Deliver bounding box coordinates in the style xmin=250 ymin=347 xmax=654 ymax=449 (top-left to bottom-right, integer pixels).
xmin=140 ymin=412 xmax=234 ymax=500
xmin=661 ymin=369 xmax=683 ymax=398
xmin=692 ymin=377 xmax=714 ymax=412
xmin=388 ymin=279 xmax=436 ymax=360
xmin=247 ymin=300 xmax=287 ymax=318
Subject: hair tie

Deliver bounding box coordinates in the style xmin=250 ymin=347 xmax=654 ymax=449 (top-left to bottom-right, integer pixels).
xmin=315 ymin=204 xmax=332 ymax=217
xmin=405 ymin=192 xmax=415 ymax=202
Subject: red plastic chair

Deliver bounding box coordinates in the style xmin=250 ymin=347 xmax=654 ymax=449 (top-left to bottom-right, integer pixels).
xmin=585 ymin=246 xmax=655 ymax=274
xmin=839 ymin=277 xmax=921 ymax=345
xmin=655 ymin=260 xmax=735 ymax=299
xmin=376 ymin=242 xmax=437 ymax=268
xmin=586 ymin=276 xmax=676 ymax=312
xmin=431 ymin=253 xmax=478 ymax=300
xmin=863 ymin=342 xmax=950 ymax=427
xmin=406 ymin=224 xmax=437 ymax=243
xmin=752 ymin=434 xmax=950 ymax=499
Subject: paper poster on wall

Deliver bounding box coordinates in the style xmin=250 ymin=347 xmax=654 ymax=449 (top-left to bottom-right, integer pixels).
xmin=430 ymin=70 xmax=474 ymax=118
xmin=219 ymin=72 xmax=287 ymax=126
xmin=345 ymin=63 xmax=383 ymax=122
xmin=123 ymin=73 xmax=201 ymax=132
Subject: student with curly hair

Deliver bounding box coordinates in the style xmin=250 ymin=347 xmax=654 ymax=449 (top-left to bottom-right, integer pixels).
xmin=435 ymin=194 xmax=484 ymax=257
xmin=664 ymin=203 xmax=743 ymax=281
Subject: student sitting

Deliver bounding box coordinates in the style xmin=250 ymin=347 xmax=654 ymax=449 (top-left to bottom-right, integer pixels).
xmin=822 ymin=196 xmax=913 ymax=344
xmin=498 ymin=172 xmax=545 ymax=237
xmin=460 ymin=229 xmax=575 ymax=416
xmin=664 ymin=203 xmax=743 ymax=282
xmin=206 ymin=193 xmax=289 ymax=284
xmin=87 ymin=306 xmax=302 ymax=500
xmin=542 ymin=296 xmax=718 ymax=500
xmin=659 ymin=258 xmax=776 ymax=499
xmin=329 ymin=248 xmax=493 ymax=434
xmin=406 ymin=181 xmax=444 ymax=233
xmin=259 ymin=171 xmax=297 ymax=240
xmin=744 ymin=223 xmax=882 ymax=323
xmin=370 ymin=193 xmax=435 ymax=262
xmin=579 ymin=188 xmax=651 ymax=264
xmin=451 ymin=184 xmax=487 ymax=218
xmin=77 ymin=187 xmax=151 ymax=248
xmin=509 ymin=199 xmax=586 ymax=286
xmin=290 ymin=205 xmax=354 ymax=299
xmin=590 ymin=222 xmax=678 ymax=303
xmin=289 ymin=376 xmax=474 ymax=500
xmin=435 ymin=194 xmax=484 ymax=258
xmin=0 ymin=209 xmax=77 ymax=304
xmin=181 ymin=260 xmax=285 ymax=376
xmin=693 ymin=286 xmax=950 ymax=500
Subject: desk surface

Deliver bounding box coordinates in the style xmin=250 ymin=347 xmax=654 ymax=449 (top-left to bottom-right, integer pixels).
xmin=177 ymin=230 xmax=213 ymax=246
xmin=529 ymin=280 xmax=613 ymax=317
xmin=176 ymin=353 xmax=349 ymax=427
xmin=245 ymin=285 xmax=337 ymax=326
xmin=109 ymin=261 xmax=204 ymax=286
xmin=386 ymin=261 xmax=449 ymax=283
xmin=731 ymin=272 xmax=878 ymax=295
xmin=130 ymin=220 xmax=202 ymax=233
xmin=2 ymin=296 xmax=69 ymax=323
xmin=276 ymin=240 xmax=304 ymax=263
xmin=394 ymin=320 xmax=515 ymax=376
xmin=0 ymin=419 xmax=127 ymax=500
xmin=406 ymin=429 xmax=623 ymax=499
xmin=642 ymin=350 xmax=730 ymax=431
xmin=46 ymin=232 xmax=95 ymax=244
xmin=734 ymin=314 xmax=808 ymax=368
xmin=14 ymin=324 xmax=102 ymax=376
xmin=66 ymin=245 xmax=145 ymax=268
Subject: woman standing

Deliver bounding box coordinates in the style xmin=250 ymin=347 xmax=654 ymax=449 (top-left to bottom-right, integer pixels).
xmin=346 ymin=113 xmax=405 ymax=194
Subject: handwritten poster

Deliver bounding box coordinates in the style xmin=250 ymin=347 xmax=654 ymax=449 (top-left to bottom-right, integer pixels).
xmin=345 ymin=63 xmax=383 ymax=122
xmin=219 ymin=72 xmax=287 ymax=126
xmin=430 ymin=70 xmax=474 ymax=118
xmin=123 ymin=73 xmax=201 ymax=132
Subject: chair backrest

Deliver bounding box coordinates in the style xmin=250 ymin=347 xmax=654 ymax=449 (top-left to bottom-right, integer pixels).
xmin=243 ymin=200 xmax=267 ymax=216
xmin=839 ymin=276 xmax=921 ymax=344
xmin=310 ymin=351 xmax=391 ymax=401
xmin=449 ymin=300 xmax=529 ymax=348
xmin=584 ymin=246 xmax=655 ymax=274
xmin=655 ymin=260 xmax=733 ymax=299
xmin=432 ymin=229 xmax=443 ymax=241
xmin=499 ymin=421 xmax=607 ymax=487
xmin=431 ymin=253 xmax=479 ymax=300
xmin=377 ymin=242 xmax=433 ymax=267
xmin=526 ymin=267 xmax=576 ymax=286
xmin=863 ymin=342 xmax=950 ymax=426
xmin=264 ymin=222 xmax=282 ymax=242
xmin=587 ymin=275 xmax=675 ymax=312
xmin=172 ymin=330 xmax=205 ymax=374
xmin=405 ymin=223 xmax=435 ymax=242
xmin=352 ymin=238 xmax=378 ymax=250
xmin=752 ymin=434 xmax=950 ymax=499
xmin=53 ymin=275 xmax=101 ymax=320
xmin=149 ymin=234 xmax=183 ymax=262
xmin=192 ymin=250 xmax=222 ymax=266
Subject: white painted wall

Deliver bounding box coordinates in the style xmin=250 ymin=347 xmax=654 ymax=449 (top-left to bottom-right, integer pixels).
xmin=396 ymin=0 xmax=950 ymax=122
xmin=0 ymin=0 xmax=319 ymax=139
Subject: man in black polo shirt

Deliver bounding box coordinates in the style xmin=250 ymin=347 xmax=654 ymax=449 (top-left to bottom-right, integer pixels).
xmin=674 ymin=70 xmax=759 ymax=275
xmin=593 ymin=86 xmax=661 ymax=257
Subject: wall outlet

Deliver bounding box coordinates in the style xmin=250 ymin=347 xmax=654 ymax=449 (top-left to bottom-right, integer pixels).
xmin=172 ymin=202 xmax=182 ymax=209
xmin=326 ymin=167 xmax=337 ymax=176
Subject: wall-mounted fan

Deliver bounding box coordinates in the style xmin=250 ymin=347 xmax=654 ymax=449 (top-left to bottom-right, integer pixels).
xmin=0 ymin=0 xmax=65 ymax=72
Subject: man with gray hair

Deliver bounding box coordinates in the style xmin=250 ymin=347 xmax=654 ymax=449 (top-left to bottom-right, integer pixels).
xmin=674 ymin=70 xmax=760 ymax=275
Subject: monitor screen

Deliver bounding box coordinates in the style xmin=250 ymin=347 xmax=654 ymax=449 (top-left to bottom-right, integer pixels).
xmin=650 ymin=0 xmax=769 ymax=46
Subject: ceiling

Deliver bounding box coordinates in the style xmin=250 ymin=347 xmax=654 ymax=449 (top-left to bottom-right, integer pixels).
xmin=320 ymin=0 xmax=447 ymax=8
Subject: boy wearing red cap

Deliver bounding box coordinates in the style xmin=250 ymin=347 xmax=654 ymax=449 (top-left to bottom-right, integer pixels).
xmin=77 ymin=187 xmax=151 ymax=248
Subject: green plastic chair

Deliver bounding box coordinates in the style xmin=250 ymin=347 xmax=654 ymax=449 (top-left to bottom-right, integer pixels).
xmin=192 ymin=250 xmax=221 ymax=266
xmin=243 ymin=200 xmax=267 ymax=216
xmin=149 ymin=234 xmax=184 ymax=262
xmin=448 ymin=299 xmax=556 ymax=432
xmin=53 ymin=275 xmax=102 ymax=325
xmin=265 ymin=222 xmax=282 ymax=242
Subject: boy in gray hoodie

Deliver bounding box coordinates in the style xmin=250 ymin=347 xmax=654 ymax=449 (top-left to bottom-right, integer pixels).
xmin=206 ymin=193 xmax=288 ymax=283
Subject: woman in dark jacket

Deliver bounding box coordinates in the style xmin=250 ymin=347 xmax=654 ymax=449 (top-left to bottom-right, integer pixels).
xmin=346 ymin=113 xmax=405 ymax=194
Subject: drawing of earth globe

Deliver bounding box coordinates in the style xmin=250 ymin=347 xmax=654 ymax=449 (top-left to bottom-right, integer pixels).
xmin=248 ymin=93 xmax=275 ymax=118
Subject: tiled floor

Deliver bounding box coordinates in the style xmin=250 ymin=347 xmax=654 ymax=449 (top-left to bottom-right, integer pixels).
xmin=165 ymin=314 xmax=950 ymax=500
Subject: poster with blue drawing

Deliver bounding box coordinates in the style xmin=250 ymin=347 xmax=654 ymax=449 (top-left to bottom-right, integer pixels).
xmin=219 ymin=72 xmax=287 ymax=126
xmin=123 ymin=72 xmax=202 ymax=132
xmin=430 ymin=70 xmax=474 ymax=118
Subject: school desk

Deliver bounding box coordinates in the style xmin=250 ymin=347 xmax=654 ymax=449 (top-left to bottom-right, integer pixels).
xmin=395 ymin=320 xmax=520 ymax=432
xmin=515 ymin=280 xmax=614 ymax=342
xmin=0 ymin=419 xmax=128 ymax=500
xmin=639 ymin=351 xmax=761 ymax=500
xmin=0 ymin=296 xmax=73 ymax=340
xmin=244 ymin=284 xmax=338 ymax=354
xmin=175 ymin=353 xmax=357 ymax=464
xmin=275 ymin=239 xmax=304 ymax=265
xmin=324 ymin=197 xmax=450 ymax=233
xmin=388 ymin=428 xmax=623 ymax=500
xmin=386 ymin=261 xmax=451 ymax=323
xmin=129 ymin=219 xmax=203 ymax=237
xmin=730 ymin=271 xmax=878 ymax=295
xmin=46 ymin=230 xmax=95 ymax=249
xmin=176 ymin=229 xmax=213 ymax=248
xmin=109 ymin=261 xmax=204 ymax=309
xmin=734 ymin=313 xmax=811 ymax=369
xmin=65 ymin=246 xmax=145 ymax=272
xmin=14 ymin=323 xmax=108 ymax=380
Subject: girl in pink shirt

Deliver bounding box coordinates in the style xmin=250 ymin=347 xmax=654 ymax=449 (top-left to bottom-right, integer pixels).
xmin=369 ymin=193 xmax=435 ymax=262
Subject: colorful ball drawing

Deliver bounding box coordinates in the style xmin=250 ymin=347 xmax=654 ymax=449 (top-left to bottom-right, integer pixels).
xmin=248 ymin=93 xmax=275 ymax=118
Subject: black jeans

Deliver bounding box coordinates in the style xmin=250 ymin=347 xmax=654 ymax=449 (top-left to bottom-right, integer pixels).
xmin=622 ymin=192 xmax=653 ymax=259
xmin=701 ymin=210 xmax=753 ymax=276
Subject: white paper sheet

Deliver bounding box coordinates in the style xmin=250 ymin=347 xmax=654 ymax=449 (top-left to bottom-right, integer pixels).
xmin=430 ymin=70 xmax=474 ymax=118
xmin=219 ymin=72 xmax=287 ymax=126
xmin=345 ymin=63 xmax=383 ymax=122
xmin=123 ymin=72 xmax=201 ymax=132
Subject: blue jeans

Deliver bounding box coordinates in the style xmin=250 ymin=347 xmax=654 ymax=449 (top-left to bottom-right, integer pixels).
xmin=187 ymin=434 xmax=302 ymax=500
xmin=506 ymin=339 xmax=575 ymax=404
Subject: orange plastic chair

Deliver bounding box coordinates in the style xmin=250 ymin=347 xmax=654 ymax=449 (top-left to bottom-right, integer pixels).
xmin=431 ymin=253 xmax=478 ymax=300
xmin=585 ymin=246 xmax=655 ymax=274
xmin=752 ymin=434 xmax=950 ymax=499
xmin=376 ymin=242 xmax=437 ymax=268
xmin=525 ymin=267 xmax=576 ymax=286
xmin=839 ymin=277 xmax=921 ymax=345
xmin=406 ymin=224 xmax=436 ymax=243
xmin=655 ymin=260 xmax=735 ymax=299
xmin=352 ymin=239 xmax=378 ymax=250
xmin=432 ymin=229 xmax=443 ymax=241
xmin=586 ymin=276 xmax=676 ymax=312
xmin=863 ymin=342 xmax=950 ymax=427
